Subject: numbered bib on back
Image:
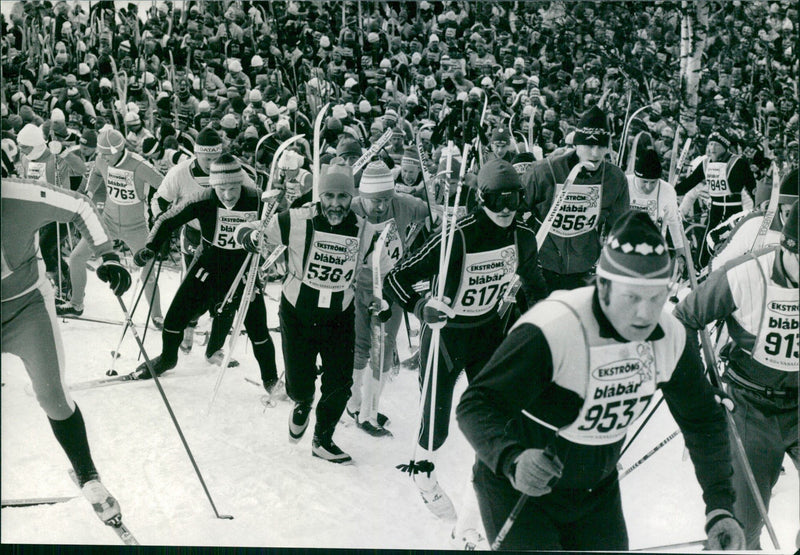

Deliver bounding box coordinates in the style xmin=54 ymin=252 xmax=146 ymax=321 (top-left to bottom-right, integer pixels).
xmin=26 ymin=161 xmax=48 ymax=182
xmin=452 ymin=246 xmax=517 ymax=317
xmin=753 ymin=286 xmax=799 ymax=372
xmin=705 ymin=161 xmax=730 ymax=198
xmin=106 ymin=167 xmax=139 ymax=205
xmin=550 ymin=183 xmax=602 ymax=238
xmin=559 ymin=342 xmax=657 ymax=445
xmin=370 ymin=219 xmax=403 ymax=276
xmin=303 ymin=230 xmax=360 ymax=292
xmin=213 ymin=209 xmax=258 ymax=250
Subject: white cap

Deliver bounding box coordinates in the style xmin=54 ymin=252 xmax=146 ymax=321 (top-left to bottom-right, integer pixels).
xmin=481 ymin=76 xmax=493 ymax=88
xmin=228 ymin=59 xmax=242 ymax=73
xmin=332 ymin=105 xmax=348 ymax=120
xmin=99 ymin=77 xmax=113 ymax=88
xmin=278 ymin=150 xmax=301 ymax=170
xmin=251 ymin=55 xmax=264 ymax=67
xmin=17 ymin=123 xmax=46 ymax=147
xmin=344 ymin=77 xmax=358 ymax=89
xmin=249 ymin=89 xmax=263 ymax=103
xmin=320 ymin=36 xmax=331 ymax=48
xmin=51 ymin=108 xmax=66 ymax=123
xmin=265 ymin=101 xmax=280 ymax=117
xmin=124 ymin=111 xmax=141 ymax=125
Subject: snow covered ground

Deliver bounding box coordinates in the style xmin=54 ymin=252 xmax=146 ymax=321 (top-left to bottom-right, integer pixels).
xmin=2 ymin=265 xmax=797 ymax=551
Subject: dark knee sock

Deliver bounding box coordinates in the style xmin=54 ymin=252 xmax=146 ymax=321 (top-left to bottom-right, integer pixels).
xmin=253 ymin=338 xmax=277 ymax=383
xmin=48 ymin=405 xmax=98 ymax=486
xmin=162 ymin=329 xmax=182 ymax=362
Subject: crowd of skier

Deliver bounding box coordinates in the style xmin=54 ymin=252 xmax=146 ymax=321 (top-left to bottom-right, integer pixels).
xmin=1 ymin=0 xmax=797 ymax=550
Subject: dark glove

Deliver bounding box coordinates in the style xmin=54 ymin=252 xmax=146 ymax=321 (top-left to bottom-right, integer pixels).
xmin=96 ymin=253 xmax=132 ymax=296
xmin=133 ymin=246 xmax=156 ymax=267
xmin=508 ymin=446 xmax=563 ymax=497
xmin=705 ymin=509 xmax=745 ymax=550
xmin=414 ymin=297 xmax=454 ymax=330
xmin=236 ymin=227 xmax=260 ymax=253
xmin=370 ymin=298 xmax=392 ymax=323
xmin=712 ymin=386 xmax=735 ymax=413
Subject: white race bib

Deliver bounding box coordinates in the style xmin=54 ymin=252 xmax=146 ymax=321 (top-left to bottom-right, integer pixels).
xmin=26 ymin=161 xmax=47 ymax=182
xmin=705 ymin=161 xmax=729 ymax=198
xmin=370 ymin=218 xmax=403 ymax=275
xmin=560 ymin=342 xmax=657 ymax=445
xmin=550 ymin=183 xmax=602 ymax=238
xmin=106 ymin=166 xmax=139 ymax=205
xmin=212 ymin=208 xmax=258 ymax=250
xmin=452 ymin=246 xmax=517 ymax=317
xmin=752 ymin=286 xmax=799 ymax=372
xmin=302 ymin=230 xmax=360 ymax=292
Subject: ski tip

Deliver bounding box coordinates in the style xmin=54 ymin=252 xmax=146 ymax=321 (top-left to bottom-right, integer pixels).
xmin=217 ymin=514 xmax=234 ymax=520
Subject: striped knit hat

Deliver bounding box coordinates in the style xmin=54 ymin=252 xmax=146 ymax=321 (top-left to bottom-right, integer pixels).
xmin=359 ymin=161 xmax=395 ymax=199
xmin=97 ymin=128 xmax=125 ymax=155
xmin=401 ymin=146 xmax=421 ymax=168
xmin=597 ymin=210 xmax=673 ymax=286
xmin=209 ymin=153 xmax=243 ymax=187
xmin=319 ymin=157 xmax=355 ymax=197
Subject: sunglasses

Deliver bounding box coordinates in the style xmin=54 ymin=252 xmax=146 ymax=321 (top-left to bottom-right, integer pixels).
xmin=481 ymin=190 xmax=523 ymax=212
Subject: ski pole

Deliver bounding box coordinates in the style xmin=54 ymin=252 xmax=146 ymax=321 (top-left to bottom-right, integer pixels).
xmin=618 ymin=394 xmax=665 ymax=459
xmin=115 ymin=295 xmax=233 ymax=520
xmin=632 ymin=539 xmax=706 ymax=552
xmin=618 ymin=429 xmax=681 ymax=481
xmin=137 ymin=256 xmax=164 ymax=361
xmin=108 ymin=259 xmax=157 ymax=374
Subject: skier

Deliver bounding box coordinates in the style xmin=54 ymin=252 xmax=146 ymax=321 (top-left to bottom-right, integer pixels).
xmin=674 ymin=201 xmax=798 ymax=550
xmin=237 ymin=159 xmax=362 ymax=464
xmin=457 ymin=211 xmax=744 ymax=551
xmin=346 ymin=161 xmax=430 ymax=436
xmin=384 ymin=159 xmax=549 ymax=519
xmin=521 ymin=105 xmax=630 ymax=292
xmin=59 ymin=128 xmax=165 ymax=329
xmin=130 ymin=154 xmax=279 ymax=394
xmin=626 ymin=148 xmax=686 ymax=272
xmin=675 ymin=129 xmax=757 ymax=268
xmin=2 ymin=178 xmax=132 ymax=528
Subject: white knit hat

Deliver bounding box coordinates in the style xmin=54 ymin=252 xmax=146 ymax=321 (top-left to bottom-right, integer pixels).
xmin=359 ymin=161 xmax=394 ymax=199
xmin=17 ymin=123 xmax=46 ymax=147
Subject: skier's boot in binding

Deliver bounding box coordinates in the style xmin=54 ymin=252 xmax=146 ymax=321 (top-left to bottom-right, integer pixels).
xmin=132 ymin=355 xmax=176 ymax=380
xmin=412 ymin=460 xmax=457 ymax=520
xmin=56 ymin=301 xmax=83 ymax=317
xmin=180 ymin=322 xmax=197 ymax=353
xmin=289 ymin=400 xmax=312 ymax=442
xmin=81 ymin=478 xmax=122 ymax=527
xmin=205 ymin=349 xmax=239 ymax=367
xmin=312 ymin=426 xmax=352 ymax=464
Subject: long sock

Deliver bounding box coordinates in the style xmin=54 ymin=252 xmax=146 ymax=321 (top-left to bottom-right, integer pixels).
xmin=162 ymin=329 xmax=182 ymax=362
xmin=253 ymin=338 xmax=277 ymax=383
xmin=413 ymin=447 xmax=439 ymax=491
xmin=48 ymin=405 xmax=98 ymax=486
xmin=348 ymin=365 xmax=366 ymax=413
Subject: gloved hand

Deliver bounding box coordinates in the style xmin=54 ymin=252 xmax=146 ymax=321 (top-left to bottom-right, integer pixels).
xmin=133 ymin=246 xmax=156 ymax=267
xmin=508 ymin=446 xmax=563 ymax=497
xmin=370 ymin=298 xmax=392 ymax=323
xmin=236 ymin=227 xmax=260 ymax=253
xmin=712 ymin=386 xmax=735 ymax=413
xmin=414 ymin=297 xmax=455 ymax=330
xmin=705 ymin=509 xmax=745 ymax=550
xmin=96 ymin=253 xmax=132 ymax=296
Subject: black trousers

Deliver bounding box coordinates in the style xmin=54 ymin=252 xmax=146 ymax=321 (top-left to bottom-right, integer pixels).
xmin=473 ymin=459 xmax=628 ymax=551
xmin=417 ymin=322 xmax=504 ymax=451
xmin=279 ymin=297 xmax=355 ymax=438
xmin=161 ymin=256 xmax=277 ymax=382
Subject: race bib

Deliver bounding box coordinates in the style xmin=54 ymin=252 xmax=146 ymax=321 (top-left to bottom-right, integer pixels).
xmin=630 ymin=196 xmax=659 ymax=226
xmin=560 ymin=342 xmax=657 ymax=445
xmin=106 ymin=166 xmax=139 ymax=205
xmin=550 ymin=183 xmax=602 ymax=238
xmin=212 ymin=208 xmax=257 ymax=250
xmin=302 ymin=230 xmax=360 ymax=292
xmin=452 ymin=246 xmax=517 ymax=317
xmin=752 ymin=286 xmax=799 ymax=372
xmin=705 ymin=161 xmax=729 ymax=198
xmin=26 ymin=161 xmax=47 ymax=182
xmin=367 ymin=219 xmax=403 ymax=277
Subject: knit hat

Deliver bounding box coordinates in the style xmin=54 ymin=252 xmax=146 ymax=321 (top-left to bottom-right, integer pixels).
xmin=707 ymin=129 xmax=732 ymax=150
xmin=195 ymin=127 xmax=223 ymax=154
xmin=401 ymin=146 xmax=421 ymax=167
xmin=477 ymin=159 xmax=522 ymax=192
xmin=96 ymin=128 xmax=125 ymax=155
xmin=249 ymin=89 xmax=262 ymax=103
xmin=209 ymin=153 xmax=244 ymax=186
xmin=142 ymin=136 xmax=159 ymax=157
xmin=359 ymin=100 xmax=371 ymax=114
xmin=17 ymin=123 xmax=46 ymax=147
xmin=573 ymin=105 xmax=610 ymax=146
xmin=778 ymin=167 xmax=799 ymax=205
xmin=319 ymin=158 xmax=355 ymax=197
xmin=124 ymin=111 xmax=141 ymax=126
xmin=596 ymin=210 xmax=672 ymax=286
xmin=278 ymin=150 xmax=302 ymax=170
xmin=80 ymin=128 xmax=97 ymax=148
xmin=220 ymin=114 xmax=238 ymax=130
xmin=781 ymin=201 xmax=798 ymax=254
xmin=336 ymin=138 xmax=362 ymax=158
xmin=634 ymin=149 xmax=662 ymax=180
xmin=437 ymin=154 xmax=461 ymax=178
xmin=359 ymin=161 xmax=395 ymax=198
xmin=265 ymin=101 xmax=280 ymax=117
xmin=491 ymin=128 xmax=511 ymax=144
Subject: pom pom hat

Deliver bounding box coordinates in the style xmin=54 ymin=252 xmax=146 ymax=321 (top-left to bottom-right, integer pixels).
xmin=97 ymin=128 xmax=125 ymax=155
xmin=573 ymin=105 xmax=610 ymax=146
xmin=209 ymin=153 xmax=244 ymax=187
xmin=596 ymin=210 xmax=673 ymax=286
xmin=359 ymin=161 xmax=395 ymax=199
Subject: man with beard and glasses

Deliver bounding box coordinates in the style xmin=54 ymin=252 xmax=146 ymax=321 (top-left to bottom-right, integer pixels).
xmin=237 ymin=159 xmax=363 ymax=464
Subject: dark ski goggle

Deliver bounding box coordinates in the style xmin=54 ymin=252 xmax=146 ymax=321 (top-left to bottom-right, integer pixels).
xmin=481 ymin=189 xmax=523 ymax=212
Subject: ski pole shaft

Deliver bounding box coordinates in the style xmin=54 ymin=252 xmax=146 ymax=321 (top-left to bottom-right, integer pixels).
xmin=115 ymin=295 xmax=233 ymax=520
xmin=109 ymin=260 xmax=156 ymax=372
xmin=632 ymin=539 xmax=706 ymax=552
xmin=618 ymin=429 xmax=680 ymax=481
xmin=137 ymin=256 xmax=164 ymax=361
xmin=619 ymin=394 xmax=665 ymax=458
xmin=491 ymin=493 xmax=528 ymax=551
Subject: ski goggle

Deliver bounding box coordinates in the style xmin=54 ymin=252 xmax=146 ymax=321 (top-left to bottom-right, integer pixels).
xmin=481 ymin=189 xmax=523 ymax=212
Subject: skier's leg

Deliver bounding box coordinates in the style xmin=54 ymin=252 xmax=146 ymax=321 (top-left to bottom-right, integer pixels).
xmin=123 ymin=227 xmax=163 ymax=322
xmin=243 ymin=290 xmax=278 ymax=385
xmin=348 ymin=288 xmax=372 ymax=417
xmin=62 ymin=236 xmax=91 ymax=311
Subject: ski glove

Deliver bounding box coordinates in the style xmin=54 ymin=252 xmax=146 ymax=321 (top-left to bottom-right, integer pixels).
xmin=414 ymin=297 xmax=455 ymax=330
xmin=236 ymin=228 xmax=260 ymax=253
xmin=508 ymin=446 xmax=563 ymax=497
xmin=370 ymin=298 xmax=392 ymax=323
xmin=96 ymin=253 xmax=132 ymax=296
xmin=133 ymin=246 xmax=156 ymax=267
xmin=712 ymin=387 xmax=735 ymax=413
xmin=705 ymin=509 xmax=745 ymax=550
